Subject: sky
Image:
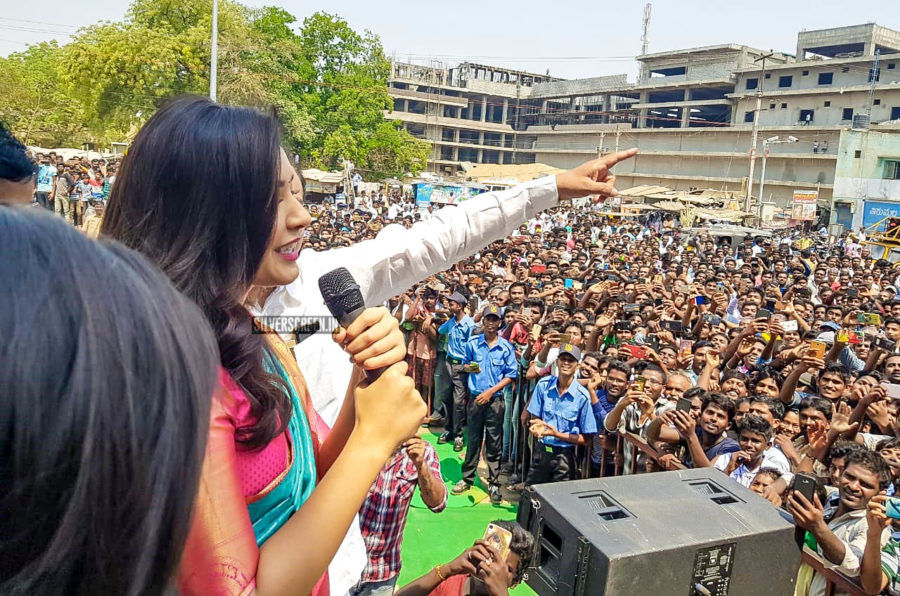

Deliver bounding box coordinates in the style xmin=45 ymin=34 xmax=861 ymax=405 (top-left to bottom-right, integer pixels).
xmin=1 ymin=0 xmax=898 ymax=81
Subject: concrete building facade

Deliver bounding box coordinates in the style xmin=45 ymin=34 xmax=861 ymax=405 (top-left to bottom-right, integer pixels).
xmin=833 ymin=127 xmax=900 ymax=230
xmin=386 ymin=23 xmax=900 ymax=225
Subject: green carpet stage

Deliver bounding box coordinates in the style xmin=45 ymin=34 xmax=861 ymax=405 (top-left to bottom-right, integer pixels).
xmin=397 ymin=428 xmax=536 ymax=595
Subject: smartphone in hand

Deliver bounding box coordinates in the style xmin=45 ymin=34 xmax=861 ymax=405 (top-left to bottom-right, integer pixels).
xmin=792 ymin=473 xmax=817 ymax=504
xmin=887 ymin=497 xmax=900 ymax=520
xmin=660 ymin=320 xmax=684 ymax=333
xmin=633 ymin=376 xmax=647 ymax=392
xmin=482 ymin=523 xmax=513 ymax=560
xmin=808 ymin=341 xmax=826 ymax=359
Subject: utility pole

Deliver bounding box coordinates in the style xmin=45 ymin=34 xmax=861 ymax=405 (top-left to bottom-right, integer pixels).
xmin=745 ymin=51 xmax=775 ymax=212
xmin=638 ymin=3 xmax=652 ymax=82
xmin=209 ymin=0 xmax=218 ymax=101
xmin=513 ymin=80 xmax=521 ymax=164
xmin=598 ymin=130 xmax=605 ymax=158
xmin=758 ymin=143 xmax=770 ymax=216
xmin=758 ymin=135 xmax=797 ymax=220
xmin=865 ymin=49 xmax=881 ymax=123
xmin=615 ymin=129 xmax=621 ymax=153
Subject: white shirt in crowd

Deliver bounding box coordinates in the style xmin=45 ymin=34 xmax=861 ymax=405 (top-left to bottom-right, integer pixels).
xmin=713 ymin=447 xmax=791 ymax=488
xmin=805 ymin=509 xmax=889 ymax=596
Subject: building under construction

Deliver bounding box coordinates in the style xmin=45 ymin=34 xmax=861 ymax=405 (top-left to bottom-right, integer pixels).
xmin=387 ymin=23 xmax=900 ymax=229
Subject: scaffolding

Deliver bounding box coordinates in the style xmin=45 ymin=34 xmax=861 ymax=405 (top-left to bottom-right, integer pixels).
xmin=424 ymin=59 xmax=444 ymax=167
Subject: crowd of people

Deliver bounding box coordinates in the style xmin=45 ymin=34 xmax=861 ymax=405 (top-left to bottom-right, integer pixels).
xmin=5 ymin=92 xmax=900 ymax=596
xmin=298 ymin=162 xmax=900 ymax=595
xmin=29 ymin=150 xmax=116 ymax=229
xmin=368 ymin=202 xmax=900 ymax=594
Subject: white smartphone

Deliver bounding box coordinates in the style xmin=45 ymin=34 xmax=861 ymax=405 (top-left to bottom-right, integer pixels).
xmin=782 ymin=320 xmax=798 ymax=332
xmin=884 ymin=383 xmax=900 ymax=400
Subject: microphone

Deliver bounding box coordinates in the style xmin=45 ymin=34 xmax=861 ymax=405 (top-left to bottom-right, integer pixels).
xmin=319 ymin=267 xmax=387 ymax=383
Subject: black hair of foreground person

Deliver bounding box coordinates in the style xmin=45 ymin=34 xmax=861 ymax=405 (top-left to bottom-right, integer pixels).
xmin=0 ymin=208 xmax=219 ymax=595
xmin=0 ymin=121 xmax=36 ymax=205
xmin=101 ymin=95 xmax=290 ymax=450
xmin=0 ymin=121 xmax=33 ymax=183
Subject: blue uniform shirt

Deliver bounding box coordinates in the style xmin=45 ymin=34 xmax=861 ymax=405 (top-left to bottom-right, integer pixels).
xmin=438 ymin=314 xmax=475 ymax=361
xmin=528 ymin=376 xmax=598 ymax=448
xmin=464 ymin=335 xmax=518 ymax=394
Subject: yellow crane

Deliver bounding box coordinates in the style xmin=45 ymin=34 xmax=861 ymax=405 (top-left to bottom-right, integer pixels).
xmin=862 ymin=216 xmax=900 ymax=264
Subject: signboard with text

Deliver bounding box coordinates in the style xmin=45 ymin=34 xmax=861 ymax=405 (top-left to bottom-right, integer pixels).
xmin=414 ymin=183 xmax=485 ymax=206
xmin=791 ymin=190 xmax=818 ymax=221
xmin=863 ymin=200 xmax=900 ymax=229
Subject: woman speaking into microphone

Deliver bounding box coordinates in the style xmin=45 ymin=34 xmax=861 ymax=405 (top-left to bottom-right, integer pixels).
xmin=101 ymin=96 xmax=426 ymax=596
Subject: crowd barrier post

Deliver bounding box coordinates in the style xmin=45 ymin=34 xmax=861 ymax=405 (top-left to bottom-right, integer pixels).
xmin=514 ymin=364 xmax=530 ymax=480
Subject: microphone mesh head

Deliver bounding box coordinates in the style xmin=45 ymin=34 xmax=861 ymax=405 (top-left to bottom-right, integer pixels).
xmin=318 ymin=267 xmax=364 ymax=319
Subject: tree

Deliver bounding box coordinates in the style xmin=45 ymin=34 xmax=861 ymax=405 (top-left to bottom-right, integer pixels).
xmin=0 ymin=42 xmax=88 ymax=147
xmin=364 ymin=120 xmax=429 ymax=180
xmin=294 ymin=12 xmax=428 ymax=177
xmin=240 ymin=6 xmax=315 ymax=154
xmin=2 ymin=0 xmax=426 ymax=177
xmin=58 ymin=0 xmax=316 ymax=147
xmin=61 ymin=0 xmax=239 ymax=142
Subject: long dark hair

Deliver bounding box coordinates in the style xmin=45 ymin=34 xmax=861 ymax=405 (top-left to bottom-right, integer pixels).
xmin=102 ymin=95 xmax=291 ymax=449
xmin=0 ymin=208 xmax=218 ymax=594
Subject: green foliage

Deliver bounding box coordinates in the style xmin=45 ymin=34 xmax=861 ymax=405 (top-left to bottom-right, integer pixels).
xmin=364 ymin=120 xmax=429 ymax=180
xmin=0 ymin=42 xmax=88 ymax=146
xmin=1 ymin=0 xmax=425 ymax=177
xmin=293 ymin=12 xmax=428 ymax=177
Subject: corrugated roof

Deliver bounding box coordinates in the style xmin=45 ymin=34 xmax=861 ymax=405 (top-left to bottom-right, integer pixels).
xmin=655 ymin=201 xmax=685 ymax=212
xmin=618 ymin=184 xmax=671 ymax=197
xmin=464 ymin=162 xmax=564 ymax=183
xmin=696 ymin=189 xmax=737 ymax=200
xmin=302 ymin=168 xmax=344 ymax=184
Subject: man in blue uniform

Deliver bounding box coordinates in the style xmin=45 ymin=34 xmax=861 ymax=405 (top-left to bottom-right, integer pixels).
xmin=437 ymin=292 xmax=476 ymax=451
xmin=525 ymin=344 xmax=598 ymax=485
xmin=452 ymin=305 xmax=518 ymax=503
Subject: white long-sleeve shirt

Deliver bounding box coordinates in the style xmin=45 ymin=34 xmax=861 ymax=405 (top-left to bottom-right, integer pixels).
xmin=260 ymin=175 xmax=559 ymax=424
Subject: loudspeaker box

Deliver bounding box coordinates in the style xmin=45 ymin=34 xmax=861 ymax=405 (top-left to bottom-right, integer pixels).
xmin=517 ymin=468 xmax=800 ymax=595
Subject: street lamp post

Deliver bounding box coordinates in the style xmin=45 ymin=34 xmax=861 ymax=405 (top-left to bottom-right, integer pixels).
xmin=209 ymin=0 xmax=218 ymax=101
xmin=757 ymin=135 xmax=798 ymax=219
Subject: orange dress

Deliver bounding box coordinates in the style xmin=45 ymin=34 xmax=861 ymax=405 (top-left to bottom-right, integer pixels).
xmin=177 ymin=335 xmax=329 ymax=595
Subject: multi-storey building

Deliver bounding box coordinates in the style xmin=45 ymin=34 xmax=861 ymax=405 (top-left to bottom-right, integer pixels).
xmin=387 ymin=23 xmax=900 ymax=229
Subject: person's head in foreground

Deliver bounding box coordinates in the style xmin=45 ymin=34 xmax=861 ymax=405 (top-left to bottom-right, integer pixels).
xmin=0 ymin=122 xmax=35 ymax=205
xmin=0 ymin=208 xmax=219 ymax=594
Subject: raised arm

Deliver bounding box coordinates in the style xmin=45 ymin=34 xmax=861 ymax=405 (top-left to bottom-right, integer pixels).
xmin=779 ymin=356 xmax=823 ymax=405
xmin=604 ymin=389 xmax=641 ymax=433
xmin=697 ymin=352 xmax=721 ymax=391
xmin=861 ymin=496 xmax=891 ymax=595
xmin=722 ymin=323 xmax=756 ymax=365
xmin=303 ymin=151 xmax=638 ymax=307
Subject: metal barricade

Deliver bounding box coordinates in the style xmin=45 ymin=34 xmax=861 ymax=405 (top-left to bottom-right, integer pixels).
xmin=800 ymin=551 xmax=866 ymax=596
